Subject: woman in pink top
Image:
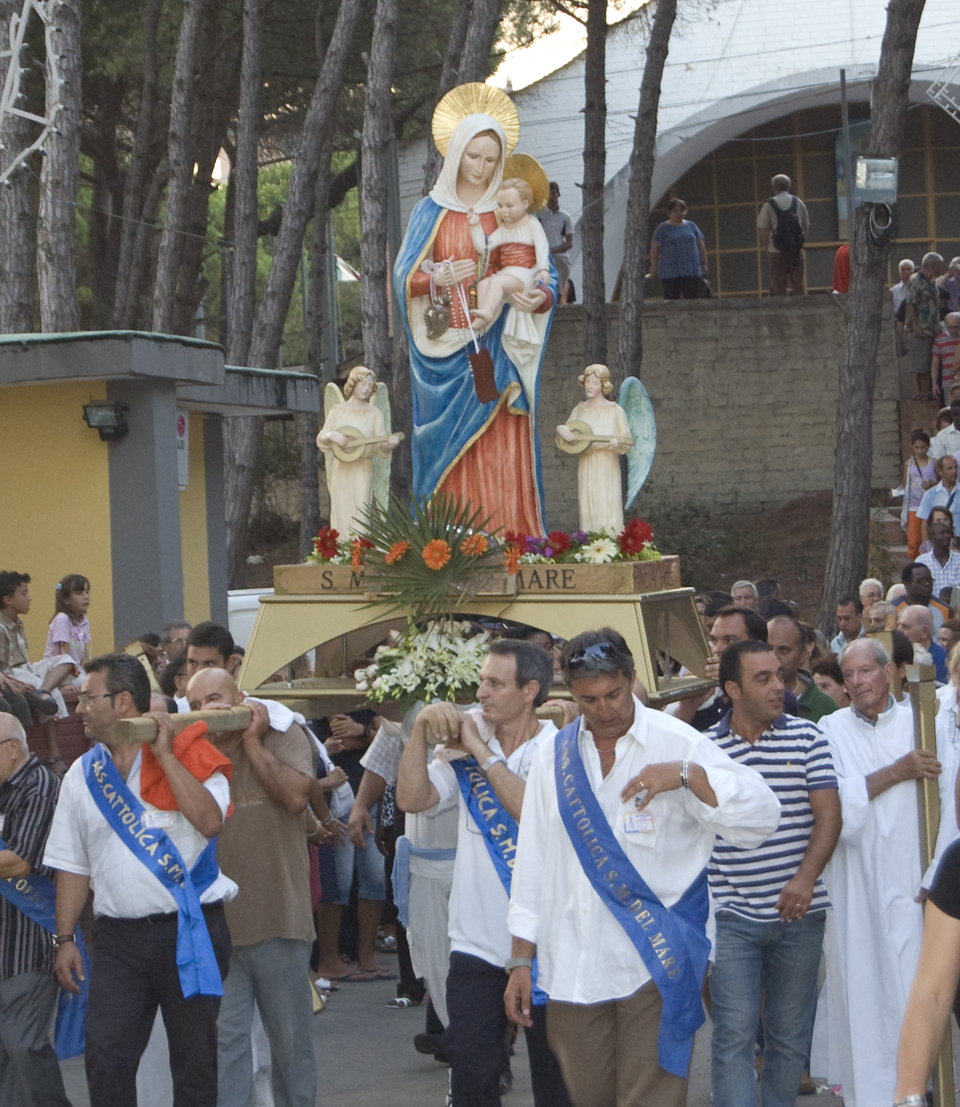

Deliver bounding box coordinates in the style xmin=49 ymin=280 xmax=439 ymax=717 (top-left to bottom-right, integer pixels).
xmin=43 ymin=574 xmax=91 ymax=677
xmin=902 ymin=429 xmax=937 ymax=559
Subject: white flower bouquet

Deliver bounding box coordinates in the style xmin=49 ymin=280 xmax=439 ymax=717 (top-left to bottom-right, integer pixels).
xmin=356 ymin=620 xmax=489 ymax=713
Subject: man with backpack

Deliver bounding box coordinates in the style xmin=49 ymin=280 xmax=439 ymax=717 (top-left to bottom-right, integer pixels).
xmin=757 ymin=174 xmax=809 ymax=296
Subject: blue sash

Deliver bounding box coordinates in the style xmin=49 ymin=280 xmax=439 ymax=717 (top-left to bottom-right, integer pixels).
xmin=451 ymin=757 xmax=547 ymax=1005
xmin=0 ymin=837 xmax=89 ymax=1059
xmin=81 ymin=745 xmax=223 ymax=999
xmin=391 ymin=836 xmax=457 ymax=929
xmin=554 ymin=723 xmax=710 ymax=1077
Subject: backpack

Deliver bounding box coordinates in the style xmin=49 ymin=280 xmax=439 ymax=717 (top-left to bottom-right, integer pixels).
xmin=769 ymin=195 xmax=805 ymax=260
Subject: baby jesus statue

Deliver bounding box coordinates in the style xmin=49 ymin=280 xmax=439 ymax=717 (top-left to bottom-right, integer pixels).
xmin=467 ymin=177 xmax=551 ymax=327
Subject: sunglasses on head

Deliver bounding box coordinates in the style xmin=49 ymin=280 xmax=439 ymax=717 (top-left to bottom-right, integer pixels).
xmin=567 ymin=642 xmax=619 ymax=668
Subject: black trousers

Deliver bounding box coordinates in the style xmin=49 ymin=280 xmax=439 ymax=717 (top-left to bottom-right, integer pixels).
xmin=443 ymin=951 xmax=573 ymax=1107
xmin=85 ymin=904 xmax=231 ymax=1107
xmin=0 ymin=691 xmax=31 ymax=729
xmin=661 ymin=275 xmax=702 ymax=300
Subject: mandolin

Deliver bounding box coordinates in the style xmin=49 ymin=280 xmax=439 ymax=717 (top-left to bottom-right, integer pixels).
xmin=556 ymin=419 xmax=634 ymax=456
xmin=322 ymin=426 xmax=405 ymax=463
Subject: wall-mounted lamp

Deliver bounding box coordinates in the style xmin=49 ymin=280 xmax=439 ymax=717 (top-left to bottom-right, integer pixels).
xmin=83 ymin=401 xmax=129 ymax=442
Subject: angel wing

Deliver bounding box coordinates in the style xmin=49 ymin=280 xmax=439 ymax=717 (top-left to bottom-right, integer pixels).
xmin=372 ymin=381 xmax=394 ymax=512
xmin=324 ymin=380 xmax=345 ymax=420
xmin=619 ymin=376 xmax=656 ymax=512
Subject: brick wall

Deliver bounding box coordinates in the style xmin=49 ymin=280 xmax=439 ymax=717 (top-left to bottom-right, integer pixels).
xmin=536 ymin=297 xmax=901 ymax=533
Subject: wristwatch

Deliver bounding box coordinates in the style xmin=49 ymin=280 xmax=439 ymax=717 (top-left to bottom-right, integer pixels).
xmin=52 ymin=933 xmax=75 ymax=950
xmin=481 ymin=753 xmax=507 ymax=775
xmin=504 ymin=956 xmax=533 ymax=972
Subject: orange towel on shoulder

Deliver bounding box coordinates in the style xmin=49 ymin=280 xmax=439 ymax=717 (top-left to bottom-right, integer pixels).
xmin=140 ymin=720 xmax=235 ymax=817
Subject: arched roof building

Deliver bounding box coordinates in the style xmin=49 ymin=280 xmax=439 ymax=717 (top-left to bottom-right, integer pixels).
xmin=398 ymin=0 xmax=960 ymax=296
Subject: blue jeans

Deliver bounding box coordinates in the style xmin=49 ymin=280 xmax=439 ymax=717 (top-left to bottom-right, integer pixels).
xmin=216 ymin=938 xmax=316 ymax=1107
xmin=709 ymin=909 xmax=825 ymax=1107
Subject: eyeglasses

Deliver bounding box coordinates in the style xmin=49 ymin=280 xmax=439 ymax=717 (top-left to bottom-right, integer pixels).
xmin=567 ymin=642 xmax=620 ymax=669
xmin=77 ymin=692 xmax=116 ymax=705
xmin=0 ymin=738 xmax=19 ymax=749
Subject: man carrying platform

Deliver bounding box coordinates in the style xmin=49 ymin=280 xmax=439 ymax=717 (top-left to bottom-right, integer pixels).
xmin=185 ymin=666 xmax=318 ymax=1107
xmin=0 ymin=712 xmax=72 ymax=1106
xmin=397 ymin=638 xmax=572 ymax=1107
xmin=44 ymin=654 xmax=235 ymax=1107
xmin=504 ymin=629 xmax=780 ymax=1107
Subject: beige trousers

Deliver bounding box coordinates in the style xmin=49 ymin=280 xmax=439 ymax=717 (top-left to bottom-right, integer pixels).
xmin=546 ymin=981 xmax=689 ymax=1107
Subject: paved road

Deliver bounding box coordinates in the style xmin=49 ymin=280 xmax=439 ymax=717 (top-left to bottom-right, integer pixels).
xmin=58 ymin=976 xmax=844 ymax=1106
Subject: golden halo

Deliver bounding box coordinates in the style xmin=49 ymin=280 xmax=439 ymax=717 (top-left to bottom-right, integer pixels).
xmin=503 ymin=153 xmax=550 ymax=213
xmin=431 ymin=82 xmax=520 ymax=158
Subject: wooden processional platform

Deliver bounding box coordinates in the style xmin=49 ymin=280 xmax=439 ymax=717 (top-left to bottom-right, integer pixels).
xmin=237 ymin=555 xmax=712 ymax=715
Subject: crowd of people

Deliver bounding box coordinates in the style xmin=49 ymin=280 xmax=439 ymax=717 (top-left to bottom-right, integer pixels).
xmin=7 ymin=557 xmax=960 ymax=1107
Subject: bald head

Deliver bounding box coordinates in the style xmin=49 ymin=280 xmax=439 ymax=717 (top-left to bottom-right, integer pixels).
xmin=186 ymin=667 xmax=241 ymax=711
xmin=0 ymin=714 xmax=28 ymax=785
xmin=898 ymin=604 xmax=934 ymax=646
xmin=0 ymin=713 xmax=26 ymax=751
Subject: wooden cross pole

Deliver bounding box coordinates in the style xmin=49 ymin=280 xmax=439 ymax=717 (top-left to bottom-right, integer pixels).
xmin=110 ymin=707 xmax=252 ymax=745
xmin=906 ymin=662 xmax=954 ymax=1107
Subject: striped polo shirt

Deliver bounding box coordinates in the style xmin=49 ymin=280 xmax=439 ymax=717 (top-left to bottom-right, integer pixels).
xmin=705 ymin=712 xmax=837 ymax=921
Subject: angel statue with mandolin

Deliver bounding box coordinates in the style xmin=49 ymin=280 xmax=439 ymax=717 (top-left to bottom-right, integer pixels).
xmin=317 ymin=365 xmax=401 ymax=537
xmin=556 ymin=364 xmax=638 ymax=536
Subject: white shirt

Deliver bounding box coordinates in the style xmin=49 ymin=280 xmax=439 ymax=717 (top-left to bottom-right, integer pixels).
xmin=925 ymin=693 xmax=960 ymax=886
xmin=891 ymin=281 xmax=910 ymax=313
xmin=507 ymin=698 xmax=781 ymax=1005
xmin=362 ymin=718 xmax=457 ymax=876
xmin=427 ymin=709 xmax=556 ymax=968
xmin=44 ymin=747 xmax=237 ymax=917
xmin=930 ymin=424 xmax=960 ymax=460
xmin=175 ymin=696 xmax=190 ymax=713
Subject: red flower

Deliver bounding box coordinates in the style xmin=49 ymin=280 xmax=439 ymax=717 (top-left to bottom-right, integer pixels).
xmin=504 ymin=530 xmax=524 ymax=548
xmin=462 ymin=533 xmax=488 ymax=558
xmin=385 ymin=540 xmax=410 ymax=565
xmin=422 ymin=539 xmax=452 ymax=570
xmin=547 ymin=530 xmax=571 ymax=555
xmin=313 ymin=526 xmax=340 ymax=561
xmin=617 ymin=518 xmax=653 ymax=556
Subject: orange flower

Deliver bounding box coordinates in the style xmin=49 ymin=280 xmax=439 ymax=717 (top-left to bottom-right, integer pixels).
xmin=503 ymin=546 xmax=522 ymax=575
xmin=385 ymin=540 xmax=410 ymax=565
xmin=422 ymin=539 xmax=452 ymax=571
xmin=350 ymin=538 xmax=373 ymax=573
xmin=461 ymin=533 xmax=488 ymax=558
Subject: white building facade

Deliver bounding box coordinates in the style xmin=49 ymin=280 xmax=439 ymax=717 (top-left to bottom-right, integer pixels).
xmin=398 ymin=0 xmax=960 ymax=296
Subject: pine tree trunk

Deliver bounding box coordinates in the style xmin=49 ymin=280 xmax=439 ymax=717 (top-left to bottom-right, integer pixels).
xmin=299 ymin=148 xmax=335 ymax=559
xmin=422 ymin=0 xmax=473 ymax=194
xmin=223 ymin=0 xmax=365 ymax=588
xmin=581 ymin=0 xmax=607 ymax=365
xmin=360 ymin=0 xmax=398 ymax=384
xmin=0 ymin=0 xmax=34 ymax=333
xmin=113 ymin=0 xmax=165 ymax=328
xmin=152 ymin=0 xmax=210 ymax=334
xmin=457 ymin=0 xmax=502 ymax=82
xmin=818 ymin=0 xmax=926 ymax=636
xmin=225 ymin=0 xmax=261 ymax=367
xmin=37 ymin=0 xmax=81 ymax=332
xmin=616 ymin=0 xmax=676 ymax=383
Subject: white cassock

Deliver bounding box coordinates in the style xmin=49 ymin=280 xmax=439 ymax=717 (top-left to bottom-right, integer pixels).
xmin=924 ymin=691 xmax=960 ymax=888
xmin=812 ymin=701 xmax=924 ymax=1107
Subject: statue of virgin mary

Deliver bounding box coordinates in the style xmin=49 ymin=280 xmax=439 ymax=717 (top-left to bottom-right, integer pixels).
xmin=393 ymin=84 xmax=557 ymax=537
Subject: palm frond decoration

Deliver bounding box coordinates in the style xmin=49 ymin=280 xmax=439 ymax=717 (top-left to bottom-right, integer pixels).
xmin=358 ymin=494 xmax=503 ymax=621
